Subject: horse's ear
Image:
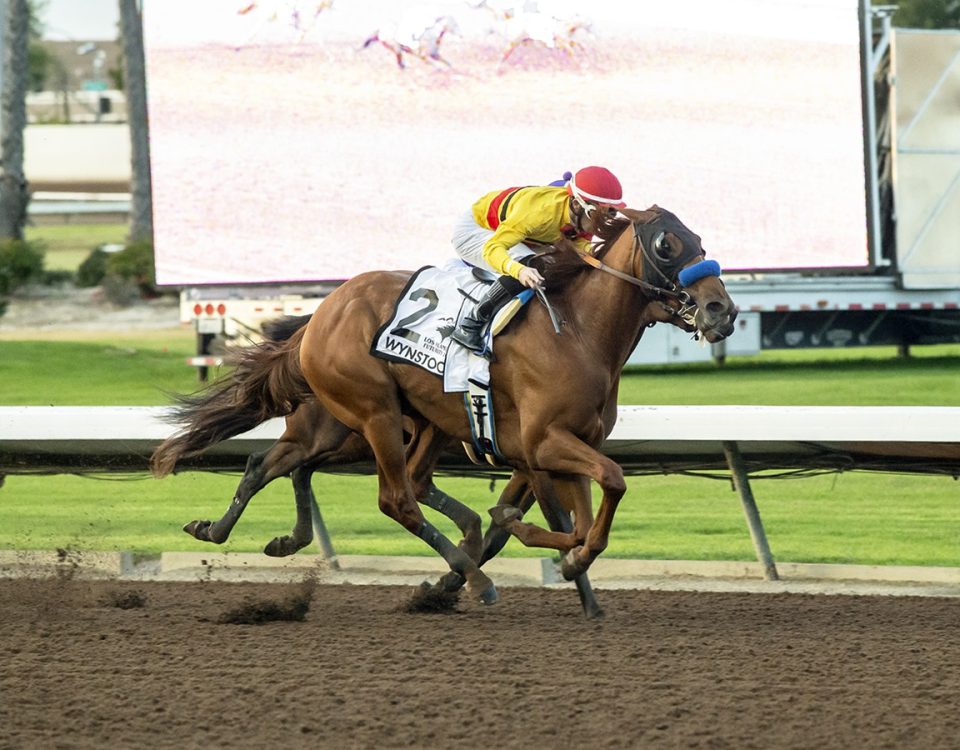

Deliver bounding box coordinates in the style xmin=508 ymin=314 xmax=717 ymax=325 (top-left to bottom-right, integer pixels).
xmin=621 ymin=207 xmax=658 ymax=224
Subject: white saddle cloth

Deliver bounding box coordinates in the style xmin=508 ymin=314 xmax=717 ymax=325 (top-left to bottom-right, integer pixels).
xmin=371 ymin=259 xmax=492 ymax=393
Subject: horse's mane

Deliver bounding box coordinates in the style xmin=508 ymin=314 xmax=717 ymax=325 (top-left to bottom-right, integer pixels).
xmin=530 ymin=209 xmax=655 ymax=289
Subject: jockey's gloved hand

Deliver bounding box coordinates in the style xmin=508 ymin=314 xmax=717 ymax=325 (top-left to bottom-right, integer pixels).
xmin=518 ymin=266 xmax=545 ymax=290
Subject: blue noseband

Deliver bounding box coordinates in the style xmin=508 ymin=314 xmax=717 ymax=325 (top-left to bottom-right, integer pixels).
xmin=677 ymin=259 xmax=721 ymax=287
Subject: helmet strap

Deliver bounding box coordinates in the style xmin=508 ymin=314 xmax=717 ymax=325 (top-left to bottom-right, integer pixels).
xmin=572 ymin=191 xmax=595 ymax=218
xmin=570 ymin=196 xmax=590 ymax=233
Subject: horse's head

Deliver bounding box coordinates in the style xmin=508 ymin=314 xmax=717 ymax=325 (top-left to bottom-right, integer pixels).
xmin=618 ymin=206 xmax=737 ymax=343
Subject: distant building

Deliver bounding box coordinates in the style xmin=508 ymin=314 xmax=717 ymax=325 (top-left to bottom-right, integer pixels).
xmin=29 ymin=39 xmax=126 ymax=123
xmin=39 ymin=39 xmax=122 ymax=91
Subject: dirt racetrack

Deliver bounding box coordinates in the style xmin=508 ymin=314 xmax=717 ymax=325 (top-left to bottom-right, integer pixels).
xmin=1 ymin=578 xmax=957 ymax=749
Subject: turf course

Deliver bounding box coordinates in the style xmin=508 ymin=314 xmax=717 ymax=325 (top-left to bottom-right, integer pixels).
xmin=1 ymin=330 xmax=958 ymax=565
xmin=25 ymin=222 xmax=127 ymax=272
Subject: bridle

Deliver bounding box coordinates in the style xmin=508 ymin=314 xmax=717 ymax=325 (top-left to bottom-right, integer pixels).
xmin=574 ymin=215 xmax=716 ymax=328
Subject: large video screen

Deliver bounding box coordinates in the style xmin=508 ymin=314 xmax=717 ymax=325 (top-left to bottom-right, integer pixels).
xmin=144 ymin=0 xmax=869 ymax=286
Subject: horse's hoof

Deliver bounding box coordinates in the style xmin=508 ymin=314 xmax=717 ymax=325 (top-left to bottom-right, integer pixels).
xmin=476 ymin=583 xmax=499 ymax=606
xmin=584 ymin=604 xmax=605 ymax=620
xmin=183 ymin=520 xmax=211 ymax=541
xmin=560 ymin=547 xmax=588 ymax=581
xmin=436 ymin=570 xmax=467 ymax=593
xmin=263 ymin=536 xmax=305 ymax=558
xmin=488 ymin=505 xmax=522 ymax=527
xmin=466 ymin=570 xmax=498 ymax=605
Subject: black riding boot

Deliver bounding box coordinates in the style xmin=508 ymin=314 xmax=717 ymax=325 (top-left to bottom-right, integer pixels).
xmin=451 ymin=276 xmax=524 ymax=352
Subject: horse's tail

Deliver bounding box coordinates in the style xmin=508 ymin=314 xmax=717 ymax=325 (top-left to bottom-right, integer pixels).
xmin=150 ymin=327 xmax=312 ymax=478
xmin=261 ymin=313 xmax=313 ymax=343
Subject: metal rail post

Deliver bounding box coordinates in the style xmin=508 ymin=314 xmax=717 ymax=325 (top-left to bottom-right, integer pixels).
xmin=722 ymin=441 xmax=779 ymax=581
xmin=308 ymin=493 xmax=340 ymax=570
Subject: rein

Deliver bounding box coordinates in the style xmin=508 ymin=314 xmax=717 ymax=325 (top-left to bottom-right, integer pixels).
xmin=573 ymin=216 xmax=718 ymax=329
xmin=575 ymin=248 xmax=670 ymax=296
xmin=575 ymin=221 xmax=695 ymax=302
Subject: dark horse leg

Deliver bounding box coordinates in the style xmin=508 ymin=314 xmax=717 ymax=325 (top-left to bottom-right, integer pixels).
xmin=405 ymin=421 xmax=483 ymax=565
xmin=262 ymin=464 xmax=337 ymax=560
xmin=535 ymin=491 xmax=604 ymax=620
xmin=430 ymin=471 xmax=535 ymax=594
xmin=183 ymin=394 xmax=489 ymax=574
xmin=183 ymin=402 xmax=357 ymax=548
xmin=182 ymin=446 xmax=295 ymax=545
xmin=435 ymin=470 xmax=603 ymax=618
xmin=364 ymin=409 xmax=498 ymax=604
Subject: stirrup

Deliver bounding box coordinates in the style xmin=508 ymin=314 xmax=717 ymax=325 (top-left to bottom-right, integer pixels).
xmin=450 ymin=325 xmax=484 ymax=352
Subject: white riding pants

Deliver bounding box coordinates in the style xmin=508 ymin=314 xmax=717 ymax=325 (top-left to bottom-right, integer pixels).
xmin=450 ymin=210 xmax=535 ymax=278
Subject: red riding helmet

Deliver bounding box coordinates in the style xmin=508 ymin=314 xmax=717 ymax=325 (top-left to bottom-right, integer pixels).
xmin=567 ymin=166 xmax=626 ymax=209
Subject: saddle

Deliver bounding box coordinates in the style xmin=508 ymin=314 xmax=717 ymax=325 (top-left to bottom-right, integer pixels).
xmin=370 ymin=262 xmax=546 ymax=467
xmin=467 ymin=266 xmax=559 ymax=347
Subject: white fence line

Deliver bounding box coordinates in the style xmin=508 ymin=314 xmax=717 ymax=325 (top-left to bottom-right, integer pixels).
xmin=2 ymin=405 xmax=958 ymax=580
xmin=2 ymin=405 xmax=958 ymax=474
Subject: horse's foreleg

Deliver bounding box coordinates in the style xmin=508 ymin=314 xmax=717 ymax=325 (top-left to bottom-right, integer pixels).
xmin=385 ymin=42 xmax=406 ymax=68
xmin=366 ymin=416 xmax=497 ymax=605
xmin=559 ymin=458 xmax=624 ymax=580
xmin=479 ymin=471 xmax=538 ymax=565
xmin=537 ymin=487 xmax=604 ymax=619
xmin=531 ymin=434 xmax=626 ymax=580
xmin=489 ymin=471 xmax=586 ymax=552
xmin=501 ymin=39 xmax=522 ymax=63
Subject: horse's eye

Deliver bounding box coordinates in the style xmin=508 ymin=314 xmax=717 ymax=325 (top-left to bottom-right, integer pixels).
xmin=653 ymin=232 xmax=671 ymax=261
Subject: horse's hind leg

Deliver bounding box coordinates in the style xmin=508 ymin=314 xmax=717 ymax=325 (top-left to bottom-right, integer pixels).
xmin=183 ymin=449 xmax=274 ymax=544
xmin=420 ymin=486 xmax=483 ymax=562
xmin=263 ymin=465 xmax=318 ymax=558
xmin=405 ymin=423 xmax=483 ymax=564
xmin=431 ymin=471 xmax=537 ymax=593
xmin=263 ymin=427 xmax=366 ymax=558
xmin=183 ymin=402 xmax=334 ymax=544
xmin=362 ymin=411 xmax=497 ymax=605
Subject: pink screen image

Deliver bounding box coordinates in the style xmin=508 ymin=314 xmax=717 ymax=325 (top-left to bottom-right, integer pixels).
xmin=144 ymin=0 xmax=869 ymax=285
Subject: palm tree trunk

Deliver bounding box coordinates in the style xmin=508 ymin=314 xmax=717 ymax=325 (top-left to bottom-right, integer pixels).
xmin=0 ymin=0 xmax=29 ymax=240
xmin=119 ymin=0 xmax=152 ymax=244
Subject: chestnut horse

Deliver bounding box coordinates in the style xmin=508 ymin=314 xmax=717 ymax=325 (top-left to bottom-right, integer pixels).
xmin=296 ymin=206 xmax=736 ymax=603
xmin=153 ymin=287 xmax=696 ymax=616
xmin=152 ymin=206 xmax=735 ymax=606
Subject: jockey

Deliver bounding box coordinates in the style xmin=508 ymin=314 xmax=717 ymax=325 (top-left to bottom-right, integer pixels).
xmin=449 ymin=165 xmax=627 ymax=352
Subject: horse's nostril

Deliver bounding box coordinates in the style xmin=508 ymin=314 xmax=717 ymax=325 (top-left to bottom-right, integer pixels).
xmin=705 ymin=301 xmax=726 ymax=317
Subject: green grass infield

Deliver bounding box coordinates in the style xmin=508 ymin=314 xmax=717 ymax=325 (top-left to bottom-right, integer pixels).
xmin=1 ymin=333 xmax=958 ymax=565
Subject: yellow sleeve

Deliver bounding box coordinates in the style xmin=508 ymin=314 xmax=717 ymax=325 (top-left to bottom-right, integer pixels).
xmin=481 ymin=199 xmax=560 ymax=278
xmin=481 ymin=222 xmax=529 ymax=279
